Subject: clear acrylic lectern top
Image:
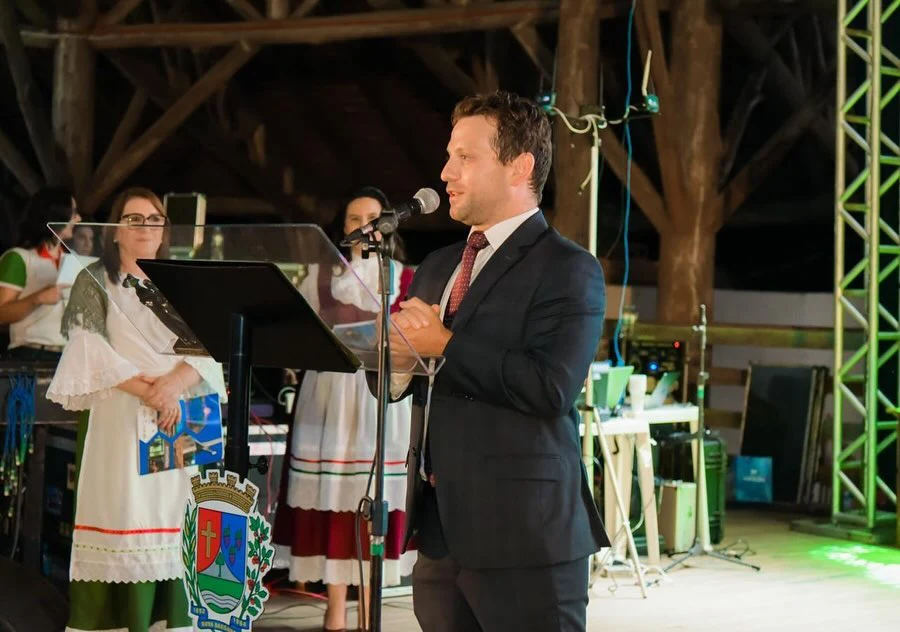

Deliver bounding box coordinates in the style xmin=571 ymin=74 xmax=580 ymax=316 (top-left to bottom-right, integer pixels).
xmin=49 ymin=221 xmax=443 ymax=376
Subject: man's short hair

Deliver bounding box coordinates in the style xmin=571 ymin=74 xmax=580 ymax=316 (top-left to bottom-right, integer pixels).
xmin=451 ymin=91 xmax=553 ymax=204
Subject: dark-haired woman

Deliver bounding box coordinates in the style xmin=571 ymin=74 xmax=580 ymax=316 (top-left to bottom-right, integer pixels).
xmin=47 ymin=187 xmax=227 ymax=632
xmin=272 ymin=187 xmax=416 ymax=632
xmin=0 ymin=186 xmax=80 ymax=361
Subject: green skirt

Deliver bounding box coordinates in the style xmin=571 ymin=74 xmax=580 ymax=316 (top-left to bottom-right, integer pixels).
xmin=67 ymin=579 xmax=192 ymax=632
xmin=67 ymin=411 xmax=192 ymax=632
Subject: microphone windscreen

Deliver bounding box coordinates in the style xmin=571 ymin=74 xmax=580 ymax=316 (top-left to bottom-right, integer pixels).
xmin=414 ymin=188 xmax=441 ymax=215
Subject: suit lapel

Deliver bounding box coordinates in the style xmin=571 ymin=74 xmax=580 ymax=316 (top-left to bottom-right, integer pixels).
xmin=419 ymin=242 xmax=465 ymax=306
xmin=449 ymin=212 xmax=549 ymax=331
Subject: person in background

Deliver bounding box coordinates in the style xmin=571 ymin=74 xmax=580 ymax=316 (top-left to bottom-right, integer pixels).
xmin=0 ymin=186 xmax=80 ymax=362
xmin=272 ymin=186 xmax=416 ymax=632
xmin=47 ymin=187 xmax=227 ymax=632
xmin=72 ymin=224 xmax=95 ymax=256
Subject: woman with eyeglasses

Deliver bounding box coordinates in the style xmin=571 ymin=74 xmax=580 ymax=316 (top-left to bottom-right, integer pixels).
xmin=47 ymin=187 xmax=227 ymax=632
xmin=0 ymin=186 xmax=81 ymax=362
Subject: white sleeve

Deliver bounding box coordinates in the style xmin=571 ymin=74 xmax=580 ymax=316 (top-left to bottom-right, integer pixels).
xmin=46 ymin=328 xmax=141 ymax=411
xmin=183 ymin=356 xmax=228 ymax=403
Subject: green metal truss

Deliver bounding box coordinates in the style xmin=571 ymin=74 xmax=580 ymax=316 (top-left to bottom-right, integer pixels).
xmin=832 ymin=0 xmax=900 ymax=538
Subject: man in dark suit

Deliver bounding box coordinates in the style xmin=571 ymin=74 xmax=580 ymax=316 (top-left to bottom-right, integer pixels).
xmin=387 ymin=91 xmax=609 ymax=632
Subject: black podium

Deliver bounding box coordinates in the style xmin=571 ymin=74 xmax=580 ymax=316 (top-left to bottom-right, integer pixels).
xmin=134 ymin=258 xmax=360 ymax=478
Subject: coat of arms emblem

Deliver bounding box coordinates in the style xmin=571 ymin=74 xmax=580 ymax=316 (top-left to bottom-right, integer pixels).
xmin=182 ymin=470 xmax=274 ymax=631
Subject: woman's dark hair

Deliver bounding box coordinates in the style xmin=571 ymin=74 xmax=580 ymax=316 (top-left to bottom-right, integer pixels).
xmin=102 ymin=187 xmax=170 ymax=284
xmin=16 ymin=186 xmax=75 ymax=249
xmin=330 ymin=186 xmax=407 ymax=263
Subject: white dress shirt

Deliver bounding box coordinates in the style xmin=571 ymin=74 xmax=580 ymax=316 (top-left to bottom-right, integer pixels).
xmin=436 ymin=207 xmax=541 ymax=319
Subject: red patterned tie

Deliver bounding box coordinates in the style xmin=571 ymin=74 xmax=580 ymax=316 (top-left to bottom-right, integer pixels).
xmin=443 ymin=231 xmax=490 ymax=327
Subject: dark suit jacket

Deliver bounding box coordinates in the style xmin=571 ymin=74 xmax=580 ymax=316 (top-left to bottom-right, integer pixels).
xmin=387 ymin=211 xmax=610 ymax=570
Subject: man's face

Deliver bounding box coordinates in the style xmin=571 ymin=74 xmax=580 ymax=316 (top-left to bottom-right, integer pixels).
xmin=440 ymin=115 xmax=512 ymax=228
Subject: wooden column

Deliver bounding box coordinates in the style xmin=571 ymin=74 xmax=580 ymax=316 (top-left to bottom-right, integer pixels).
xmin=650 ymin=1 xmax=724 ymax=324
xmin=551 ymin=0 xmax=600 ymax=248
xmin=53 ymin=30 xmax=96 ymax=203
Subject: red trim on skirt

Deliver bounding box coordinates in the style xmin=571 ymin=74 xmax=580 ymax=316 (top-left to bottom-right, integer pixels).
xmin=274 ymin=506 xmax=410 ymax=561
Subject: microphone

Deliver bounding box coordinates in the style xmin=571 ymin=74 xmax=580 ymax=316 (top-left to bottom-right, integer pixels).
xmin=342 ymin=188 xmax=440 ymax=245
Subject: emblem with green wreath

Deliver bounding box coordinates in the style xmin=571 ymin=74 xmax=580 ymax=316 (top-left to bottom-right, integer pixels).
xmin=182 ymin=470 xmax=274 ymax=631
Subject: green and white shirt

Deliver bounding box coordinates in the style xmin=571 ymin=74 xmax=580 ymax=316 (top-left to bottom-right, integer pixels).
xmin=0 ymin=246 xmax=67 ymax=349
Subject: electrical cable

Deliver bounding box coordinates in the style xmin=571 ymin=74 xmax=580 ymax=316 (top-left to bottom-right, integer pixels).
xmin=612 ymin=0 xmax=638 ymax=367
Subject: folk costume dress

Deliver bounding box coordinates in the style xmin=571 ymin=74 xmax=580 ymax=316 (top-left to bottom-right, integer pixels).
xmin=46 ymin=261 xmax=227 ymax=632
xmin=273 ymin=253 xmax=417 ymax=586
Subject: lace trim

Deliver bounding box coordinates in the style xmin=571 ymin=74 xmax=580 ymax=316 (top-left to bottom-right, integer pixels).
xmin=285 ymin=470 xmax=408 ymax=513
xmin=47 ymin=360 xmax=140 ymax=411
xmin=69 ymin=558 xmax=185 ymax=584
xmin=275 ymin=549 xmax=417 ymax=586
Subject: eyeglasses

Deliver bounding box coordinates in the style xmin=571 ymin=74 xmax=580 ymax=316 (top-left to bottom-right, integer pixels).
xmin=121 ymin=213 xmax=168 ymax=227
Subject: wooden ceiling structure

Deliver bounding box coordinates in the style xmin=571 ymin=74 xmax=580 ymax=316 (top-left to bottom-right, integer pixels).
xmin=0 ymin=0 xmax=842 ymax=297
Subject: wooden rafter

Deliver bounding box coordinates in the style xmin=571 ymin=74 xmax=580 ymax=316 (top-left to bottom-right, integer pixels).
xmin=598 ymin=128 xmax=669 ymax=233
xmin=720 ymin=67 xmax=767 ymax=185
xmin=37 ymin=1 xmax=561 ymax=49
xmin=720 ymin=78 xmax=832 ymax=225
xmin=0 ymin=126 xmax=41 ymax=194
xmin=364 ymin=0 xmax=479 ymax=98
xmin=511 ymin=24 xmax=553 ymax=80
xmin=94 ymin=88 xmax=148 ymax=181
xmin=85 ymin=43 xmax=258 ymax=213
xmin=14 ymin=0 xmax=843 ymax=49
xmin=104 ymin=52 xmax=320 ymax=221
xmin=472 ymin=31 xmax=500 ymax=93
xmin=405 ymin=41 xmax=478 ymax=97
xmin=13 ymin=0 xmax=52 ymax=29
xmin=98 ymin=0 xmax=146 ymax=27
xmin=292 ymin=0 xmax=322 ymax=18
xmin=634 ymin=0 xmax=688 ymax=219
xmin=725 ymin=16 xmax=849 ymax=171
xmin=0 ymin=0 xmax=62 ymax=184
xmin=224 ymin=0 xmax=262 ymax=21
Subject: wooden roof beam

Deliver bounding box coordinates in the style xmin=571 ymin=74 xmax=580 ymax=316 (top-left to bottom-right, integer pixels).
xmin=104 ymin=52 xmax=321 ymax=222
xmin=224 ymin=0 xmax=263 ymax=21
xmin=85 ymin=43 xmax=258 ymax=213
xmin=17 ymin=0 xmax=842 ymax=48
xmin=0 ymin=0 xmax=63 ymax=184
xmin=14 ymin=0 xmax=53 ymax=29
xmin=719 ymin=76 xmax=833 ymax=227
xmin=0 ymin=126 xmax=41 ymax=193
xmin=25 ymin=1 xmax=560 ymax=49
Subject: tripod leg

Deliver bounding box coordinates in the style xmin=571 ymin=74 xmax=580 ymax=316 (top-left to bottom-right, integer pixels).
xmin=663 ymin=547 xmax=697 ymax=572
xmin=594 ymin=409 xmax=647 ymax=598
xmin=708 ymin=550 xmax=761 ymax=571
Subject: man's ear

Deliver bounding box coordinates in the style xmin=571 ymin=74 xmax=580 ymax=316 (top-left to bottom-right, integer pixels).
xmin=509 ymin=152 xmax=536 ymax=188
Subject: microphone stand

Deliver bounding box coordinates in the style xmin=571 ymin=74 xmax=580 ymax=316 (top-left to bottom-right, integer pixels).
xmin=344 ymin=219 xmax=395 ymax=632
xmin=665 ymin=304 xmax=760 ymax=573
